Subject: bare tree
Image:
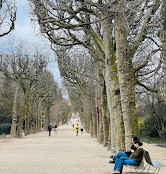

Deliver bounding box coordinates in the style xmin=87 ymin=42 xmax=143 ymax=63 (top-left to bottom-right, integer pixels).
xmin=0 ymin=0 xmax=16 ymax=37
xmin=29 ymin=0 xmax=125 ymax=152
xmin=29 ymin=0 xmax=163 ymax=150
xmin=0 ymin=43 xmax=48 ymax=137
xmin=113 ymin=0 xmax=161 ymax=149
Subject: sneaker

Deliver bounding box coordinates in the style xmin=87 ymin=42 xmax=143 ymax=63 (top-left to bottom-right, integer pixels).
xmin=112 ymin=170 xmax=120 ymax=174
xmin=109 ymin=159 xmax=115 ymax=163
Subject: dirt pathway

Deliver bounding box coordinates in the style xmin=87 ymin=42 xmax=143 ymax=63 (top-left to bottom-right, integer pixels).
xmin=0 ymin=124 xmax=166 ymax=174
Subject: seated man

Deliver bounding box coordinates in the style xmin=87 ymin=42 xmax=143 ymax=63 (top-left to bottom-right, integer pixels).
xmin=109 ymin=136 xmax=139 ymax=163
xmin=112 ymin=139 xmax=144 ymax=174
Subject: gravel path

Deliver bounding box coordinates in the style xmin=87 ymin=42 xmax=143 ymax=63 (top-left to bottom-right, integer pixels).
xmin=0 ymin=123 xmax=166 ymax=174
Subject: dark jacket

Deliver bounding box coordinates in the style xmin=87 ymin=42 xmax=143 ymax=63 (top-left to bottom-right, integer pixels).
xmin=131 ymin=147 xmax=144 ymax=164
xmin=125 ymin=145 xmax=137 ymax=157
xmin=48 ymin=125 xmax=52 ymax=131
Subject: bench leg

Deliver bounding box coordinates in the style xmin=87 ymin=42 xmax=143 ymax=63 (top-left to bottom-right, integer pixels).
xmin=152 ymin=167 xmax=160 ymax=174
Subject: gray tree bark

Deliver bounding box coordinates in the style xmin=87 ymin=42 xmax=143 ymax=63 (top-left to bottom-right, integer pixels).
xmin=10 ymin=81 xmax=19 ymax=138
xmin=102 ymin=15 xmax=125 ymax=152
xmin=114 ymin=1 xmax=139 ymax=150
xmin=160 ymin=0 xmax=166 ymax=104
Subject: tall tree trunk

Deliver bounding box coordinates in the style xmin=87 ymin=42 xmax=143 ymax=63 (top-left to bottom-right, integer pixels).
xmin=114 ymin=1 xmax=139 ymax=150
xmin=102 ymin=15 xmax=125 ymax=152
xmin=160 ymin=0 xmax=166 ymax=104
xmin=90 ymin=113 xmax=93 ymax=136
xmin=92 ymin=100 xmax=97 ymax=138
xmin=44 ymin=106 xmax=51 ymax=130
xmin=96 ymin=64 xmax=105 ymax=143
xmin=102 ymin=82 xmax=109 ymax=147
xmin=10 ymin=81 xmax=19 ymax=138
xmin=37 ymin=98 xmax=42 ymax=131
xmin=17 ymin=108 xmax=23 ymax=138
xmin=108 ymin=118 xmax=112 ymax=150
xmin=30 ymin=100 xmax=35 ymax=133
xmin=98 ymin=107 xmax=104 ymax=143
xmin=25 ymin=92 xmax=30 ymax=134
xmin=81 ymin=94 xmax=90 ymax=133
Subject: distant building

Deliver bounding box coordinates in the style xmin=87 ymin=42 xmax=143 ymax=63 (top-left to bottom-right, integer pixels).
xmin=70 ymin=113 xmax=80 ymax=123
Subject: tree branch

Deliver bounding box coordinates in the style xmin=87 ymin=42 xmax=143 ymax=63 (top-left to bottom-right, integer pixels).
xmin=136 ymin=79 xmax=158 ymax=92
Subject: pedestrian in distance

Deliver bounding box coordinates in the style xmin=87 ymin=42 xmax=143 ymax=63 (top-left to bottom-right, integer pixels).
xmin=48 ymin=124 xmax=52 ymax=137
xmin=80 ymin=124 xmax=84 ymax=135
xmin=54 ymin=124 xmax=57 ymax=134
xmin=76 ymin=124 xmax=79 ymax=136
xmin=72 ymin=123 xmax=74 ymax=129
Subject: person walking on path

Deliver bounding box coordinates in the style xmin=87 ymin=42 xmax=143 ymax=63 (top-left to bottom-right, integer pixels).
xmin=72 ymin=123 xmax=74 ymax=129
xmin=76 ymin=124 xmax=79 ymax=136
xmin=48 ymin=124 xmax=52 ymax=137
xmin=80 ymin=124 xmax=84 ymax=135
xmin=54 ymin=124 xmax=57 ymax=134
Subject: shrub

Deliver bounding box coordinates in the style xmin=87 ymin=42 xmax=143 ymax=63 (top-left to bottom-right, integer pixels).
xmin=140 ymin=117 xmax=160 ymax=137
xmin=0 ymin=123 xmax=11 ymax=135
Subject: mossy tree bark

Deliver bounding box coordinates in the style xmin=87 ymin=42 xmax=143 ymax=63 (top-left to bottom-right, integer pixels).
xmin=101 ymin=81 xmax=109 ymax=147
xmin=17 ymin=107 xmax=24 ymax=138
xmin=10 ymin=81 xmax=19 ymax=138
xmin=96 ymin=64 xmax=105 ymax=143
xmin=92 ymin=106 xmax=97 ymax=138
xmin=25 ymin=91 xmax=30 ymax=134
xmin=37 ymin=98 xmax=42 ymax=131
xmin=114 ymin=1 xmax=139 ymax=150
xmin=160 ymin=0 xmax=166 ymax=104
xmin=102 ymin=15 xmax=125 ymax=152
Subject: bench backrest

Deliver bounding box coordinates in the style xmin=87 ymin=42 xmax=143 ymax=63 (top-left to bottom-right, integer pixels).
xmin=144 ymin=150 xmax=153 ymax=166
xmin=138 ymin=152 xmax=145 ymax=169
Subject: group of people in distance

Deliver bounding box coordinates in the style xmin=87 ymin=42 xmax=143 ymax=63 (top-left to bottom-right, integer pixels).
xmin=110 ymin=136 xmax=144 ymax=174
xmin=48 ymin=122 xmax=143 ymax=173
xmin=48 ymin=124 xmax=57 ymax=136
xmin=72 ymin=123 xmax=84 ymax=136
xmin=48 ymin=122 xmax=84 ymax=137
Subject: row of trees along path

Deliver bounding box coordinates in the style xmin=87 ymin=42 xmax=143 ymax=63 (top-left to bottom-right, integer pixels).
xmin=0 ymin=123 xmax=166 ymax=174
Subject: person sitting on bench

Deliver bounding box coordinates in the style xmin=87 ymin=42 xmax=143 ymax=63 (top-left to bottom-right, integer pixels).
xmin=112 ymin=139 xmax=144 ymax=174
xmin=109 ymin=136 xmax=139 ymax=163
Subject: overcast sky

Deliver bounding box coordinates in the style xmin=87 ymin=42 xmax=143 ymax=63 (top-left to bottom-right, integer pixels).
xmin=0 ymin=0 xmax=63 ymax=87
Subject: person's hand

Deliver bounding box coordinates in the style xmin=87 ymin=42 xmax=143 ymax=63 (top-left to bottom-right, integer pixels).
xmin=131 ymin=149 xmax=134 ymax=153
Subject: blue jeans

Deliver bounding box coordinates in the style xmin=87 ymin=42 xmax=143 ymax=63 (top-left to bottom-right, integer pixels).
xmin=113 ymin=152 xmax=127 ymax=170
xmin=113 ymin=152 xmax=128 ymax=161
xmin=114 ymin=157 xmax=138 ymax=173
